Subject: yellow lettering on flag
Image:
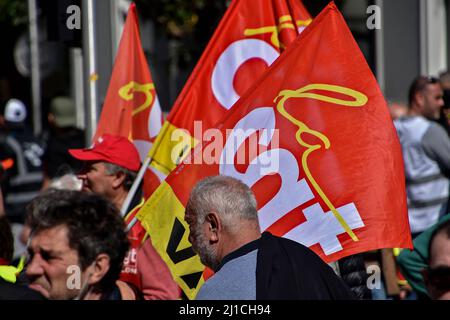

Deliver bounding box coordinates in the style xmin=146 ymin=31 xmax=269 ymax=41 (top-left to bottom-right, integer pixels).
xmin=297 ymin=18 xmax=312 ymax=27
xmin=118 ymin=81 xmax=155 ymax=116
xmin=244 ymin=15 xmax=312 ymax=49
xmin=275 ymin=84 xmax=368 ymax=242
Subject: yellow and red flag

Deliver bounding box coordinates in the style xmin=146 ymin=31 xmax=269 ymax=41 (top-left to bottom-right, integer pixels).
xmin=138 ymin=2 xmax=412 ymax=299
xmin=146 ymin=0 xmax=312 ymax=196
xmin=94 ymin=3 xmax=163 ymax=196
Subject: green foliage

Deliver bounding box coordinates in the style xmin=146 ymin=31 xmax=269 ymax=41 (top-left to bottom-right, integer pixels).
xmin=0 ymin=0 xmax=28 ymax=26
xmin=135 ymin=0 xmax=227 ymax=38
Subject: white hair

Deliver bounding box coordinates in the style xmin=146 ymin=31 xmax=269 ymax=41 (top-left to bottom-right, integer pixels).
xmin=187 ymin=175 xmax=259 ymax=234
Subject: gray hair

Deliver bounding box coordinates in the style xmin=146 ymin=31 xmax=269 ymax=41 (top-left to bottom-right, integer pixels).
xmin=187 ymin=175 xmax=259 ymax=233
xmin=103 ymin=162 xmax=137 ymax=191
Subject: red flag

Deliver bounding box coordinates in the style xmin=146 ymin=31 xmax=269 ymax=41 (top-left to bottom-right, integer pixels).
xmin=94 ymin=3 xmax=163 ymax=196
xmin=138 ymin=2 xmax=412 ymax=299
xmin=146 ymin=0 xmax=312 ymax=195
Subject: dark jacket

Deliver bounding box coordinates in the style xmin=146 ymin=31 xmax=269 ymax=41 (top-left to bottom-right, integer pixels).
xmin=256 ymin=232 xmax=355 ymax=300
xmin=338 ymin=254 xmax=372 ymax=300
xmin=0 ymin=278 xmax=46 ymax=300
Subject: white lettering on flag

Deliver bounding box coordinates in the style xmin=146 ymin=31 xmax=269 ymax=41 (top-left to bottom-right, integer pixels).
xmin=283 ymin=202 xmax=364 ymax=255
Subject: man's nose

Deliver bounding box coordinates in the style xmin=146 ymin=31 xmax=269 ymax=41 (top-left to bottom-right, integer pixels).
xmin=25 ymin=255 xmax=44 ymax=278
xmin=77 ymin=172 xmax=87 ymax=180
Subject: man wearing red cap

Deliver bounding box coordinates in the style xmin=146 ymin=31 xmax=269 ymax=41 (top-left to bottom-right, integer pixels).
xmin=69 ymin=134 xmax=180 ymax=300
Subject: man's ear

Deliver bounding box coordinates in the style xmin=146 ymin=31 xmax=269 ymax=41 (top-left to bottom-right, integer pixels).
xmin=86 ymin=253 xmax=110 ymax=285
xmin=205 ymin=212 xmax=221 ymax=243
xmin=415 ymin=91 xmax=425 ymax=107
xmin=111 ymin=171 xmax=126 ymax=189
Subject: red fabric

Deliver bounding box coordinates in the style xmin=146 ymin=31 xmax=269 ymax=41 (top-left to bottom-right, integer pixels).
xmin=69 ymin=134 xmax=141 ymax=171
xmin=120 ymin=204 xmax=180 ymax=299
xmin=166 ymin=0 xmax=311 ymax=133
xmin=93 ymin=3 xmax=163 ymax=196
xmin=160 ymin=2 xmax=412 ymax=264
xmin=145 ymin=0 xmax=312 ymax=196
xmin=136 ymin=237 xmax=181 ymax=300
xmin=0 ymin=258 xmax=9 ymax=266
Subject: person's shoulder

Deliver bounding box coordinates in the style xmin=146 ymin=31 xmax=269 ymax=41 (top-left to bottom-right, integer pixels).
xmin=262 ymin=232 xmax=310 ymax=252
xmin=261 ymin=232 xmax=329 ymax=265
xmin=0 ymin=279 xmax=46 ymax=300
xmin=427 ymin=121 xmax=450 ymax=138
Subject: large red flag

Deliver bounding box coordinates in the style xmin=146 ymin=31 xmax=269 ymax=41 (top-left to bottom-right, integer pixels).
xmin=138 ymin=2 xmax=412 ymax=299
xmin=146 ymin=0 xmax=312 ymax=196
xmin=94 ymin=3 xmax=163 ymax=196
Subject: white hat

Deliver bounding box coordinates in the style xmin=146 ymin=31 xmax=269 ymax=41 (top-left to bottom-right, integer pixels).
xmin=4 ymin=99 xmax=27 ymax=123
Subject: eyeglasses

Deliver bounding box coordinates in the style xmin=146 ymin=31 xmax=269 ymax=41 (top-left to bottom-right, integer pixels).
xmin=425 ymin=266 xmax=450 ymax=291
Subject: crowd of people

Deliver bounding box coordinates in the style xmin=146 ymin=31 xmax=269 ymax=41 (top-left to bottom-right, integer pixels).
xmin=1 ymin=72 xmax=450 ymax=300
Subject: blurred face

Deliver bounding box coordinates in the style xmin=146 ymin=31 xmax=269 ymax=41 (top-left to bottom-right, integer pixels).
xmin=420 ymin=83 xmax=444 ymax=120
xmin=185 ymin=206 xmax=220 ymax=271
xmin=424 ymin=233 xmax=450 ymax=300
xmin=77 ymin=161 xmax=114 ymax=197
xmin=26 ymin=225 xmax=88 ymax=300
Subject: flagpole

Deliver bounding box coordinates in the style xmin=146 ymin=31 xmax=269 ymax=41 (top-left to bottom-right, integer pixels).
xmin=28 ymin=0 xmax=42 ymax=136
xmin=82 ymin=0 xmax=99 ymax=143
xmin=120 ymin=154 xmax=152 ymax=217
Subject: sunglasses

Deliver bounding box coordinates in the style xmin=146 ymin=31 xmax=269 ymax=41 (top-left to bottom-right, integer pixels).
xmin=425 ymin=266 xmax=450 ymax=291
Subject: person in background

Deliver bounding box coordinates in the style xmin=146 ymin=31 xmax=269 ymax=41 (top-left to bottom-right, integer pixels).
xmin=41 ymin=96 xmax=85 ymax=190
xmin=185 ymin=175 xmax=354 ymax=300
xmin=394 ymin=76 xmax=449 ymax=238
xmin=438 ymin=71 xmax=450 ymax=135
xmin=0 ymin=98 xmax=44 ymax=224
xmin=1 ymin=215 xmax=45 ymax=300
xmin=388 ymin=101 xmax=408 ymax=121
xmin=397 ymin=214 xmax=450 ymax=299
xmin=422 ymin=219 xmax=450 ymax=300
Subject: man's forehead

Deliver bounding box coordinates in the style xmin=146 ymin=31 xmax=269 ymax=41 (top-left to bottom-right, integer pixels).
xmin=31 ymin=225 xmax=70 ymax=250
xmin=425 ymin=83 xmax=443 ymax=94
xmin=84 ymin=160 xmax=104 ymax=167
xmin=82 ymin=160 xmax=109 ymax=171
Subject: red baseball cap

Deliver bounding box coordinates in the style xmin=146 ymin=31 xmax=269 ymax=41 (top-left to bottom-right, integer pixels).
xmin=69 ymin=134 xmax=141 ymax=171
